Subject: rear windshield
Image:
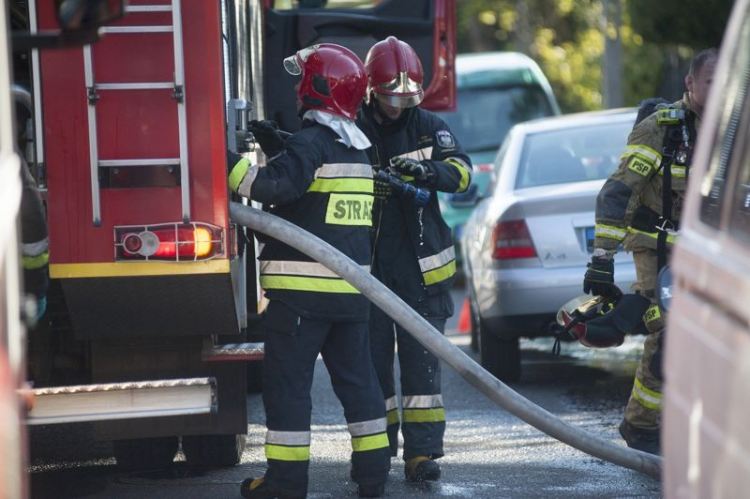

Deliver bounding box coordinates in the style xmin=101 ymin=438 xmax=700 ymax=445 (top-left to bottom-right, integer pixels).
xmin=515 ymin=119 xmax=634 ymax=189
xmin=439 ymin=85 xmax=554 ymax=154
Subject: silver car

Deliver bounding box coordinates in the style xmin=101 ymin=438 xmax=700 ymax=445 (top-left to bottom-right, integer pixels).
xmin=461 ymin=109 xmax=638 ymax=381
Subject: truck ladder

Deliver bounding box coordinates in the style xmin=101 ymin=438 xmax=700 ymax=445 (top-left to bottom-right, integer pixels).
xmin=26 ymin=377 xmax=216 ymax=425
xmin=84 ymin=1 xmax=191 ymax=225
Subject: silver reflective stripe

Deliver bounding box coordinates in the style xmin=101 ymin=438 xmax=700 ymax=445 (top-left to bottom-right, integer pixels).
xmin=316 ymin=163 xmax=372 ymax=179
xmin=445 ymin=156 xmax=471 ymax=170
xmin=402 ymin=394 xmax=443 ymax=409
xmin=385 ymin=396 xmax=398 ymax=411
xmin=348 ymin=417 xmax=387 ymax=437
xmin=266 ymin=430 xmax=311 ymax=446
xmin=22 ymin=237 xmax=49 ymax=257
xmin=237 ymin=164 xmax=260 ymax=198
xmin=260 ymin=260 xmax=370 ymax=277
xmin=394 ymin=146 xmax=433 ymax=162
xmin=418 ymin=246 xmax=455 ymax=273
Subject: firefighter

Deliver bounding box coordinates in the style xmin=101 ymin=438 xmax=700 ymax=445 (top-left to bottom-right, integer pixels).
xmin=583 ymin=48 xmax=718 ymax=455
xmin=356 ymin=36 xmax=472 ymax=482
xmin=229 ymin=44 xmax=390 ymax=499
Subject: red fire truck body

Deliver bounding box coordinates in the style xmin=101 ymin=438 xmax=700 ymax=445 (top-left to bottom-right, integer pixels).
xmin=14 ymin=0 xmax=456 ymax=472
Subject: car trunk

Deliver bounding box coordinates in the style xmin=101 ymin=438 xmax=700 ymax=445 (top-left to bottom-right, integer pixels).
xmin=504 ymin=181 xmax=633 ymax=269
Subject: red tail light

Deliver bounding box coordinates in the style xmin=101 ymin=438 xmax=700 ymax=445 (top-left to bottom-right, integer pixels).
xmin=115 ymin=222 xmax=223 ymax=261
xmin=491 ymin=220 xmax=537 ymax=260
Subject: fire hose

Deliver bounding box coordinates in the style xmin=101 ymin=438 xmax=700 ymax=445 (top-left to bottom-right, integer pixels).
xmin=230 ymin=202 xmax=661 ymax=479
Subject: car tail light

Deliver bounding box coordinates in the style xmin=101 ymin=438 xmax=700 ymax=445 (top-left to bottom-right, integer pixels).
xmin=491 ymin=220 xmax=537 ymax=260
xmin=114 ymin=222 xmax=224 ymax=261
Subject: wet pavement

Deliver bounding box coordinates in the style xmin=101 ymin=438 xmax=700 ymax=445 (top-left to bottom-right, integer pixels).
xmin=29 ymin=328 xmax=660 ymax=498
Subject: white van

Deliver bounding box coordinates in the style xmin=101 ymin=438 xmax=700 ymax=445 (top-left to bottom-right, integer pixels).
xmin=664 ymin=0 xmax=750 ymax=495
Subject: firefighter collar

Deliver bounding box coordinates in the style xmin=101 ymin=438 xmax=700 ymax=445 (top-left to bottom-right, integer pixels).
xmin=303 ymin=110 xmax=371 ymax=150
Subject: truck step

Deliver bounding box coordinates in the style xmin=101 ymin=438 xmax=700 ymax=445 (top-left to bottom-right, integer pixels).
xmin=202 ymin=342 xmax=264 ymax=362
xmin=26 ymin=377 xmax=216 ymax=425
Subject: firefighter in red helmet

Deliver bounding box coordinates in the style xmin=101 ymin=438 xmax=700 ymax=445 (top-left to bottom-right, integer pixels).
xmin=357 ymin=36 xmax=472 ymax=483
xmin=229 ymin=43 xmax=390 ymax=499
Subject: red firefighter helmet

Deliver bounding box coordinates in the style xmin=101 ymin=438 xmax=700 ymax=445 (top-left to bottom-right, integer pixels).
xmin=283 ymin=43 xmax=367 ymax=120
xmin=555 ymin=289 xmax=650 ymax=348
xmin=364 ymin=36 xmax=424 ymax=108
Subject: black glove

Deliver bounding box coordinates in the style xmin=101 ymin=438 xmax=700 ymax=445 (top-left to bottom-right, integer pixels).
xmin=391 ymin=157 xmax=429 ymax=181
xmin=374 ymin=172 xmax=392 ymax=200
xmin=583 ymin=256 xmax=618 ymax=297
xmin=248 ymin=119 xmax=285 ymax=157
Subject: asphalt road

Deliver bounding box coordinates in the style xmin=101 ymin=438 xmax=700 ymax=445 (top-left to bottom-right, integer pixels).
xmin=29 ymin=290 xmax=661 ymax=498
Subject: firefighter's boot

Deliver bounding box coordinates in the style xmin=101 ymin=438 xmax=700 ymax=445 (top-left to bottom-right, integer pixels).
xmin=404 ymin=456 xmax=441 ymax=482
xmin=357 ymin=482 xmax=385 ymax=498
xmin=240 ymin=477 xmax=305 ymax=499
xmin=619 ymin=420 xmax=661 ymax=455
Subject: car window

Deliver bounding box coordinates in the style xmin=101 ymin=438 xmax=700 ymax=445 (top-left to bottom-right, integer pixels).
xmin=439 ymin=85 xmax=554 ymax=154
xmin=515 ymin=119 xmax=633 ymax=189
xmin=700 ymin=15 xmax=750 ymax=228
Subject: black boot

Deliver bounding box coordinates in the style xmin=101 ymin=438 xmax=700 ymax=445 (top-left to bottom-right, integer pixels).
xmin=357 ymin=482 xmax=385 ymax=498
xmin=404 ymin=456 xmax=441 ymax=482
xmin=619 ymin=420 xmax=661 ymax=455
xmin=240 ymin=477 xmax=305 ymax=499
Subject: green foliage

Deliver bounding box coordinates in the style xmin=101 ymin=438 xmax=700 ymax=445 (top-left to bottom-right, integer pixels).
xmin=628 ymin=0 xmax=733 ymax=48
xmin=456 ymin=0 xmax=732 ymax=113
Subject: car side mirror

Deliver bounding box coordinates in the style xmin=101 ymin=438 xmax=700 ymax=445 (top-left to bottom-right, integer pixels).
xmin=656 ymin=265 xmax=673 ymax=313
xmin=448 ymin=183 xmax=480 ymax=208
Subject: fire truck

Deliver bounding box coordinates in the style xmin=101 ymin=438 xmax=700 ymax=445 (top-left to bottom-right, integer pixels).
xmin=6 ymin=0 xmax=456 ymax=476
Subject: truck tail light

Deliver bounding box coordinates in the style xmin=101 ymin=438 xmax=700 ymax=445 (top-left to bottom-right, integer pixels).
xmin=491 ymin=220 xmax=537 ymax=260
xmin=115 ymin=222 xmax=223 ymax=261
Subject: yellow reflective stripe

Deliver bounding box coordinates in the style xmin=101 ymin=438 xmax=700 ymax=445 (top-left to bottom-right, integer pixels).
xmin=351 ymin=432 xmax=389 ymax=452
xmin=308 ymin=177 xmax=373 ymax=194
xmin=403 ymin=408 xmax=446 ymax=423
xmin=422 ymin=260 xmax=456 ymax=286
xmin=627 ymin=156 xmax=654 ymax=177
xmin=643 ymin=305 xmax=661 ymax=324
xmin=622 ymin=144 xmax=661 ymax=165
xmin=595 ymin=224 xmax=627 ymax=241
xmin=265 ymin=443 xmax=310 ymax=461
xmin=632 ymin=377 xmax=661 ymax=410
xmin=22 ymin=251 xmax=49 ymax=270
xmin=325 ymin=193 xmax=373 ymax=226
xmin=418 ymin=246 xmax=455 ymax=273
xmin=658 ymin=164 xmax=687 ymax=178
xmin=446 ymin=157 xmax=471 ymax=192
xmin=228 ymin=158 xmax=250 ymax=192
xmin=627 ymin=227 xmax=677 ymax=245
xmin=386 ymin=408 xmax=400 ymax=425
xmin=260 ymin=275 xmax=359 ymax=293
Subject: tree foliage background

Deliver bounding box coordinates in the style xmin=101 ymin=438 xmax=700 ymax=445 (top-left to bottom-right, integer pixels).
xmin=457 ymin=0 xmax=733 ymax=113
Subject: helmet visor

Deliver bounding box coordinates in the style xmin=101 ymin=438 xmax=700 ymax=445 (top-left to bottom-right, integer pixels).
xmin=372 ymin=71 xmax=424 ymax=108
xmin=283 ymin=55 xmax=302 ymax=76
xmin=283 ymin=45 xmax=319 ymax=76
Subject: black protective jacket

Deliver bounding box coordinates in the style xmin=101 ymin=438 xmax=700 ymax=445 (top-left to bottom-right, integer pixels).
xmin=357 ymin=103 xmax=472 ymax=297
xmin=237 ymin=120 xmax=374 ymax=321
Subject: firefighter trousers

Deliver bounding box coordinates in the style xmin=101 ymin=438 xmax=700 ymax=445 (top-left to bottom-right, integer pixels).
xmin=624 ymin=249 xmax=663 ymax=430
xmin=261 ymin=300 xmax=391 ymax=496
xmin=369 ymin=303 xmax=447 ymax=461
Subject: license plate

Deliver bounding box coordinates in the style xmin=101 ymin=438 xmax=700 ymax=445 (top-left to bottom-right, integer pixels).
xmin=585 ymin=227 xmax=595 ymax=253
